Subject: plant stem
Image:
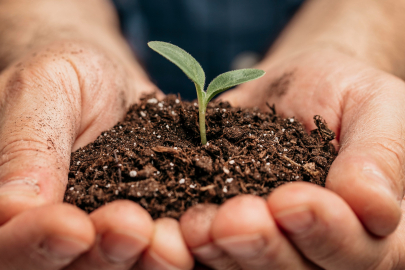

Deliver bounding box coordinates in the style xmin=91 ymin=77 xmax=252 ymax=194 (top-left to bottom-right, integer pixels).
xmin=196 ymin=83 xmax=207 ymax=145
xmin=199 ymin=106 xmax=207 ymax=145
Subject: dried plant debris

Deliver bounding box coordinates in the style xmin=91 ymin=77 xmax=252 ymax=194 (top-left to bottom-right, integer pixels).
xmin=64 ymin=95 xmax=337 ymax=219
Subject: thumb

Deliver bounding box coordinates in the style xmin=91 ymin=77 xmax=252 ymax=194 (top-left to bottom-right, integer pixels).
xmin=0 ymin=56 xmax=82 ymax=225
xmin=326 ymin=75 xmax=405 ymax=236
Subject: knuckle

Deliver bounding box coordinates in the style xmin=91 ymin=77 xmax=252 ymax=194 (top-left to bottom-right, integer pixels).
xmin=4 ymin=54 xmax=80 ymax=106
xmin=291 ymin=210 xmax=351 ymax=263
xmin=369 ymin=250 xmax=397 ymax=270
xmin=258 ymin=236 xmax=289 ymax=262
xmin=371 ymin=138 xmax=405 ymax=179
xmin=0 ymin=137 xmax=54 ymax=168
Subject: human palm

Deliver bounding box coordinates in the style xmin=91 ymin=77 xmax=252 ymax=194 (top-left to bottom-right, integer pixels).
xmin=0 ymin=40 xmax=195 ymax=270
xmin=177 ymin=48 xmax=405 ymax=270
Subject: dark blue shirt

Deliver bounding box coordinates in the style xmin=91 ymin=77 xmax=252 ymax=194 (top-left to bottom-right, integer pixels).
xmin=112 ymin=0 xmax=304 ymax=100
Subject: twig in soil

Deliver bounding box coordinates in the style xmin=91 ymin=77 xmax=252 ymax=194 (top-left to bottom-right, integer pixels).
xmin=113 ymin=150 xmax=122 ymax=183
xmin=235 ymin=136 xmax=258 ymax=145
xmin=200 ymin=185 xmax=216 ymax=191
xmin=266 ymin=102 xmax=276 ymax=114
xmin=280 ymin=153 xmax=319 ymax=176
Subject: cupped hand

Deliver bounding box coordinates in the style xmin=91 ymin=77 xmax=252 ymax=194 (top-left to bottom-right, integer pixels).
xmin=0 ymin=40 xmax=192 ymax=270
xmin=221 ymin=47 xmax=405 ymax=237
xmin=176 ymin=47 xmax=405 ymax=269
xmin=180 ymin=183 xmax=405 ymax=270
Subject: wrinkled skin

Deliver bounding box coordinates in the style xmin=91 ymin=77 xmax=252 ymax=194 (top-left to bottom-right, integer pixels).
xmin=1 ymin=34 xmax=405 ymax=270
xmin=2 ymin=0 xmax=405 ymax=269
xmin=176 ymin=48 xmax=405 ymax=270
xmin=0 ymin=41 xmax=194 ymax=270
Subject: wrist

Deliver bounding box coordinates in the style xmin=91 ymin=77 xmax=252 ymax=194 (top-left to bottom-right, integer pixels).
xmin=0 ymin=0 xmax=153 ymax=88
xmin=265 ymin=0 xmax=405 ymax=78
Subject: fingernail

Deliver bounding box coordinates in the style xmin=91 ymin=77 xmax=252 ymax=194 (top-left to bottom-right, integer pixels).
xmin=0 ymin=178 xmax=40 ymax=197
xmin=363 ymin=166 xmax=400 ymax=203
xmin=192 ymin=243 xmax=225 ymax=260
xmin=148 ymin=250 xmax=182 ymax=270
xmin=42 ymin=236 xmax=89 ymax=261
xmin=274 ymin=206 xmax=314 ymax=234
xmin=215 ymin=234 xmax=265 ymax=259
xmin=99 ymin=231 xmax=148 ymax=263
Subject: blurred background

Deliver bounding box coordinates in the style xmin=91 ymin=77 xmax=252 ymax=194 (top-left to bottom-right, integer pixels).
xmin=113 ymin=0 xmax=304 ymax=100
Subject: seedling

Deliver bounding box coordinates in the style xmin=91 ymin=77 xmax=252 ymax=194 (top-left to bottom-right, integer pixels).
xmin=148 ymin=41 xmax=265 ymax=145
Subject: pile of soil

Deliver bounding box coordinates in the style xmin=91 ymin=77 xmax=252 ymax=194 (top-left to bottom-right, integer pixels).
xmin=64 ymin=95 xmax=337 ymax=219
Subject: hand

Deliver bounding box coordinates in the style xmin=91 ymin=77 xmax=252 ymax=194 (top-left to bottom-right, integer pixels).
xmin=174 ymin=48 xmax=405 ymax=269
xmin=179 ymin=184 xmax=405 ymax=270
xmin=0 ymin=40 xmax=193 ymax=270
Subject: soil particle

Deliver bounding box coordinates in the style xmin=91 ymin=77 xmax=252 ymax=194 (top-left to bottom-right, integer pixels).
xmin=64 ymin=94 xmax=337 ymax=219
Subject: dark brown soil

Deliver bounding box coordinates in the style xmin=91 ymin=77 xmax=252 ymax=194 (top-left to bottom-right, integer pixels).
xmin=64 ymin=94 xmax=337 ymax=219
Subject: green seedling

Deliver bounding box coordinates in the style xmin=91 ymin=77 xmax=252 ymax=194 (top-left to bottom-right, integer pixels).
xmin=148 ymin=41 xmax=265 ymax=145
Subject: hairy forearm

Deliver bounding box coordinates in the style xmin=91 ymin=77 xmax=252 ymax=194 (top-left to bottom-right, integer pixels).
xmin=267 ymin=0 xmax=405 ymax=78
xmin=0 ymin=0 xmax=149 ymax=82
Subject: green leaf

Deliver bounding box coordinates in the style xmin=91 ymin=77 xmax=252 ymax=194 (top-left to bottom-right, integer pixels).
xmin=148 ymin=41 xmax=205 ymax=91
xmin=205 ymin=69 xmax=265 ymax=103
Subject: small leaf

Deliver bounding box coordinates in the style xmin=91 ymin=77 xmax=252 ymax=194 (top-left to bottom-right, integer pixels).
xmin=148 ymin=41 xmax=205 ymax=91
xmin=205 ymin=69 xmax=265 ymax=103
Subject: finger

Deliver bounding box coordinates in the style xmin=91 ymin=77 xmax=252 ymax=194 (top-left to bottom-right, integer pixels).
xmin=137 ymin=218 xmax=194 ymax=270
xmin=211 ymin=195 xmax=318 ymax=270
xmin=180 ymin=204 xmax=240 ymax=270
xmin=64 ymin=200 xmax=153 ymax=270
xmin=326 ymin=75 xmax=405 ymax=236
xmin=269 ymin=182 xmax=392 ymax=270
xmin=0 ymin=204 xmax=94 ymax=270
xmin=0 ymin=41 xmax=153 ymax=224
xmin=0 ymin=54 xmax=81 ymax=224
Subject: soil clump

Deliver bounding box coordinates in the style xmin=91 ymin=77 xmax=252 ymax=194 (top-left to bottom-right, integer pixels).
xmin=64 ymin=94 xmax=337 ymax=219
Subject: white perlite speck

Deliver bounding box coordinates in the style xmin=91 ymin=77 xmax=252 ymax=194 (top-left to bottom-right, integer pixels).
xmin=223 ymin=167 xmax=230 ymax=174
xmin=223 ymin=186 xmax=228 ymax=193
xmin=158 ymin=102 xmax=163 ymax=108
xmin=229 ymin=160 xmax=235 ymax=165
xmin=103 ymin=166 xmax=108 ymax=170
xmin=129 ymin=171 xmax=137 ymax=177
xmin=76 ymin=161 xmax=81 ymax=165
xmin=166 ymin=125 xmax=170 ymax=129
xmin=147 ymin=98 xmax=158 ymax=104
xmin=175 ymin=99 xmax=180 ymax=104
xmin=179 ymin=179 xmax=185 ymax=184
xmin=290 ymin=118 xmax=295 ymax=123
xmin=226 ymin=178 xmax=233 ymax=183
xmin=170 ymin=162 xmax=174 ymax=166
xmin=140 ymin=111 xmax=146 ymax=117
xmin=190 ymin=184 xmax=196 ymax=188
